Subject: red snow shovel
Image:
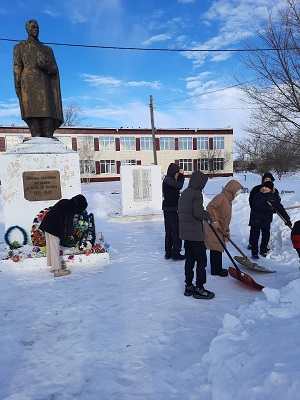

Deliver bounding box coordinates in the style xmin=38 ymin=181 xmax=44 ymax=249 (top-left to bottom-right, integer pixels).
xmin=208 ymin=222 xmax=264 ymax=291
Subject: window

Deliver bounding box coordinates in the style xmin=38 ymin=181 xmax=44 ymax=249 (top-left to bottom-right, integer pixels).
xmin=121 ymin=159 xmax=136 ymax=165
xmin=213 ymin=137 xmax=224 ymax=150
xmin=197 ymin=137 xmax=208 ymax=150
xmin=99 ymin=136 xmax=115 ymax=151
xmin=178 ymin=137 xmax=192 ymax=150
xmin=213 ymin=158 xmax=224 ymax=170
xmin=5 ymin=135 xmax=24 ymax=151
xmin=160 ymin=137 xmax=174 ymax=150
xmin=80 ymin=160 xmax=95 ymax=174
xmin=197 ymin=158 xmax=209 ymax=171
xmin=100 ymin=160 xmax=116 ymax=174
xmin=54 ymin=135 xmax=72 ymax=148
xmin=179 ymin=159 xmax=193 ymax=172
xmin=77 ymin=136 xmax=94 ymax=159
xmin=140 ymin=137 xmax=153 ymax=150
xmin=120 ymin=136 xmax=135 ymax=150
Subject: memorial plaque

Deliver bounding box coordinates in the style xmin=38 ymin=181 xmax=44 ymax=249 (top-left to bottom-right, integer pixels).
xmin=23 ymin=170 xmax=62 ymax=201
xmin=133 ymin=169 xmax=152 ymax=202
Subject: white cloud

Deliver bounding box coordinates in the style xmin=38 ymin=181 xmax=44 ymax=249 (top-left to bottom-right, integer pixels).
xmin=43 ymin=8 xmax=61 ymax=17
xmin=178 ymin=0 xmax=195 ymax=3
xmin=81 ymin=74 xmax=162 ymax=90
xmin=142 ymin=34 xmax=172 ymax=46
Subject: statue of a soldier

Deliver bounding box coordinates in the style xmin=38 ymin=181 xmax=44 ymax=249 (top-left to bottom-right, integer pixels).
xmin=13 ymin=20 xmax=63 ymax=138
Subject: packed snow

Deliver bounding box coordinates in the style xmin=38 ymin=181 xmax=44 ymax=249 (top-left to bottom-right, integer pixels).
xmin=1 ymin=172 xmax=300 ymax=400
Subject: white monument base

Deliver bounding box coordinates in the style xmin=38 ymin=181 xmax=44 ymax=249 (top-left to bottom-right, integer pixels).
xmin=120 ymin=165 xmax=162 ymax=217
xmin=0 ymin=138 xmax=81 ymax=244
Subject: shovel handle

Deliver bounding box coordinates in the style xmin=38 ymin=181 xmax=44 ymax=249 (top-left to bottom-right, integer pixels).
xmin=285 ymin=205 xmax=300 ymax=210
xmin=267 ymin=201 xmax=292 ymax=230
xmin=208 ymin=221 xmax=242 ymax=273
xmin=227 ymin=237 xmax=248 ymax=259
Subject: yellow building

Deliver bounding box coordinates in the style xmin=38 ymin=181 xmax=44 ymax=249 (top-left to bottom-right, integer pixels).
xmin=0 ymin=126 xmax=233 ymax=181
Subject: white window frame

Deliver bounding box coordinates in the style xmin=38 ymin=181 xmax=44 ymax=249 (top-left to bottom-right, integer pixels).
xmin=99 ymin=136 xmax=115 ymax=151
xmin=213 ymin=137 xmax=224 ymax=150
xmin=140 ymin=137 xmax=153 ymax=150
xmin=80 ymin=160 xmax=96 ymax=174
xmin=100 ymin=160 xmax=116 ymax=174
xmin=179 ymin=159 xmax=193 ymax=172
xmin=213 ymin=158 xmax=224 ymax=170
xmin=197 ymin=158 xmax=209 ymax=171
xmin=178 ymin=137 xmax=192 ymax=150
xmin=121 ymin=159 xmax=136 ymax=165
xmin=54 ymin=135 xmax=72 ymax=148
xmin=197 ymin=137 xmax=209 ymax=150
xmin=120 ymin=136 xmax=135 ymax=150
xmin=160 ymin=137 xmax=174 ymax=150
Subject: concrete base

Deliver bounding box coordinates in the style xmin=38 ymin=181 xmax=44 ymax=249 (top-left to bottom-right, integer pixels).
xmin=0 ymin=138 xmax=81 ymax=244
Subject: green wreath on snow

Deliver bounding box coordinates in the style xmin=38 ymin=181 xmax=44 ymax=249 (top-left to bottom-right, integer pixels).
xmin=4 ymin=225 xmax=28 ymax=249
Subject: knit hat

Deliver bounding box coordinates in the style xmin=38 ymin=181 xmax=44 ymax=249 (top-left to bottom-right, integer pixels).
xmin=262 ymin=181 xmax=274 ymax=190
xmin=262 ymin=172 xmax=275 ymax=182
xmin=72 ymin=194 xmax=88 ymax=213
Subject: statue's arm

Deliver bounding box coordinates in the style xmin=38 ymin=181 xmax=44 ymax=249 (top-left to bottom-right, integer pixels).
xmin=38 ymin=46 xmax=58 ymax=75
xmin=13 ymin=45 xmax=22 ymax=97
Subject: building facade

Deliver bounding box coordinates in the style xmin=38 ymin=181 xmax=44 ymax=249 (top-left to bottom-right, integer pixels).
xmin=0 ymin=126 xmax=234 ymax=182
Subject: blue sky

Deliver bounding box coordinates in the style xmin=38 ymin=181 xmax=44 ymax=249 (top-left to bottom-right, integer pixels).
xmin=0 ymin=0 xmax=283 ymax=139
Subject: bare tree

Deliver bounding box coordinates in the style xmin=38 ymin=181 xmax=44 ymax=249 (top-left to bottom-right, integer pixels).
xmin=198 ymin=149 xmax=231 ymax=177
xmin=238 ymin=0 xmax=300 ymax=147
xmin=77 ymin=136 xmax=95 ymax=183
xmin=62 ymin=102 xmax=86 ymax=126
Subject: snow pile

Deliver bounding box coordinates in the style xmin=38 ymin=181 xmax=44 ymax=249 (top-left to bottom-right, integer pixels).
xmin=0 ymin=172 xmax=300 ymax=399
xmin=207 ymin=279 xmax=300 ymax=400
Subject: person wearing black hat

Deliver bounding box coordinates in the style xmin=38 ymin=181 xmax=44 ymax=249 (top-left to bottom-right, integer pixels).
xmin=39 ymin=194 xmax=88 ymax=276
xmin=162 ymin=163 xmax=185 ymax=261
xmin=249 ymin=181 xmax=291 ymax=259
xmin=247 ymin=172 xmax=280 ymax=251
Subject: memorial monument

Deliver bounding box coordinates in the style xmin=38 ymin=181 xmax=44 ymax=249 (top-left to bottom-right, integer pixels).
xmin=0 ymin=20 xmax=81 ymax=246
xmin=13 ymin=19 xmax=63 ymax=138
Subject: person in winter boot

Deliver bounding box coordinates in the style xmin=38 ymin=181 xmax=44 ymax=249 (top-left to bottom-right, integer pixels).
xmin=247 ymin=172 xmax=280 ymax=251
xmin=162 ymin=163 xmax=185 ymax=261
xmin=178 ymin=171 xmax=214 ymax=299
xmin=291 ymin=221 xmax=300 ymax=259
xmin=249 ymin=181 xmax=291 ymax=259
xmin=39 ymin=194 xmax=88 ymax=277
xmin=205 ymin=180 xmax=243 ymax=277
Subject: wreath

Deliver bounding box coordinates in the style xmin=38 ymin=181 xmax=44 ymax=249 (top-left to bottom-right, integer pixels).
xmin=31 ymin=208 xmax=52 ymax=247
xmin=31 ymin=208 xmax=96 ymax=249
xmin=4 ymin=225 xmax=28 ymax=249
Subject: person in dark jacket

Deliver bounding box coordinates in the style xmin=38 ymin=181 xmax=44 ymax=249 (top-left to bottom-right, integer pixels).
xmin=249 ymin=181 xmax=291 ymax=259
xmin=247 ymin=172 xmax=280 ymax=250
xmin=178 ymin=171 xmax=214 ymax=299
xmin=162 ymin=163 xmax=185 ymax=260
xmin=39 ymin=194 xmax=88 ymax=277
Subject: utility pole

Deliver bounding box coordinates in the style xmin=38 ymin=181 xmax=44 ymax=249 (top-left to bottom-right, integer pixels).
xmin=149 ymin=95 xmax=158 ymax=165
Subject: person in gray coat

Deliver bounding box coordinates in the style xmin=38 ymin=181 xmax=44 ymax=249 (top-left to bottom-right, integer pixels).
xmin=178 ymin=171 xmax=214 ymax=299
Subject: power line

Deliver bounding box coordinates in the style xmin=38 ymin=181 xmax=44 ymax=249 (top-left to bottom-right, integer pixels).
xmin=0 ymin=37 xmax=295 ymax=53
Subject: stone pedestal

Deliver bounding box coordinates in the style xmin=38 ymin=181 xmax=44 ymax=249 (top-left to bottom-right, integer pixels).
xmin=120 ymin=165 xmax=162 ymax=216
xmin=0 ymin=138 xmax=81 ymax=244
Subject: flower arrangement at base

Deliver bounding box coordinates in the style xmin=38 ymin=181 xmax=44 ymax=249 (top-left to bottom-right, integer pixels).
xmin=3 ymin=211 xmax=109 ymax=263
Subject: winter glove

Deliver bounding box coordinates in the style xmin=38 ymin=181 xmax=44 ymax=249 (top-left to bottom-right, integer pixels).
xmin=286 ymin=220 xmax=293 ymax=228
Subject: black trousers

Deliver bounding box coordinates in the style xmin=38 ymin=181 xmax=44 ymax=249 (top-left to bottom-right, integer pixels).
xmin=184 ymin=240 xmax=207 ymax=288
xmin=163 ymin=211 xmax=182 ymax=257
xmin=249 ymin=225 xmax=270 ymax=253
xmin=210 ymin=250 xmax=223 ymax=274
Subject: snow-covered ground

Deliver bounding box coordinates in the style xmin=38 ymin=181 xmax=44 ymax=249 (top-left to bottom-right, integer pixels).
xmin=1 ymin=172 xmax=300 ymax=400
